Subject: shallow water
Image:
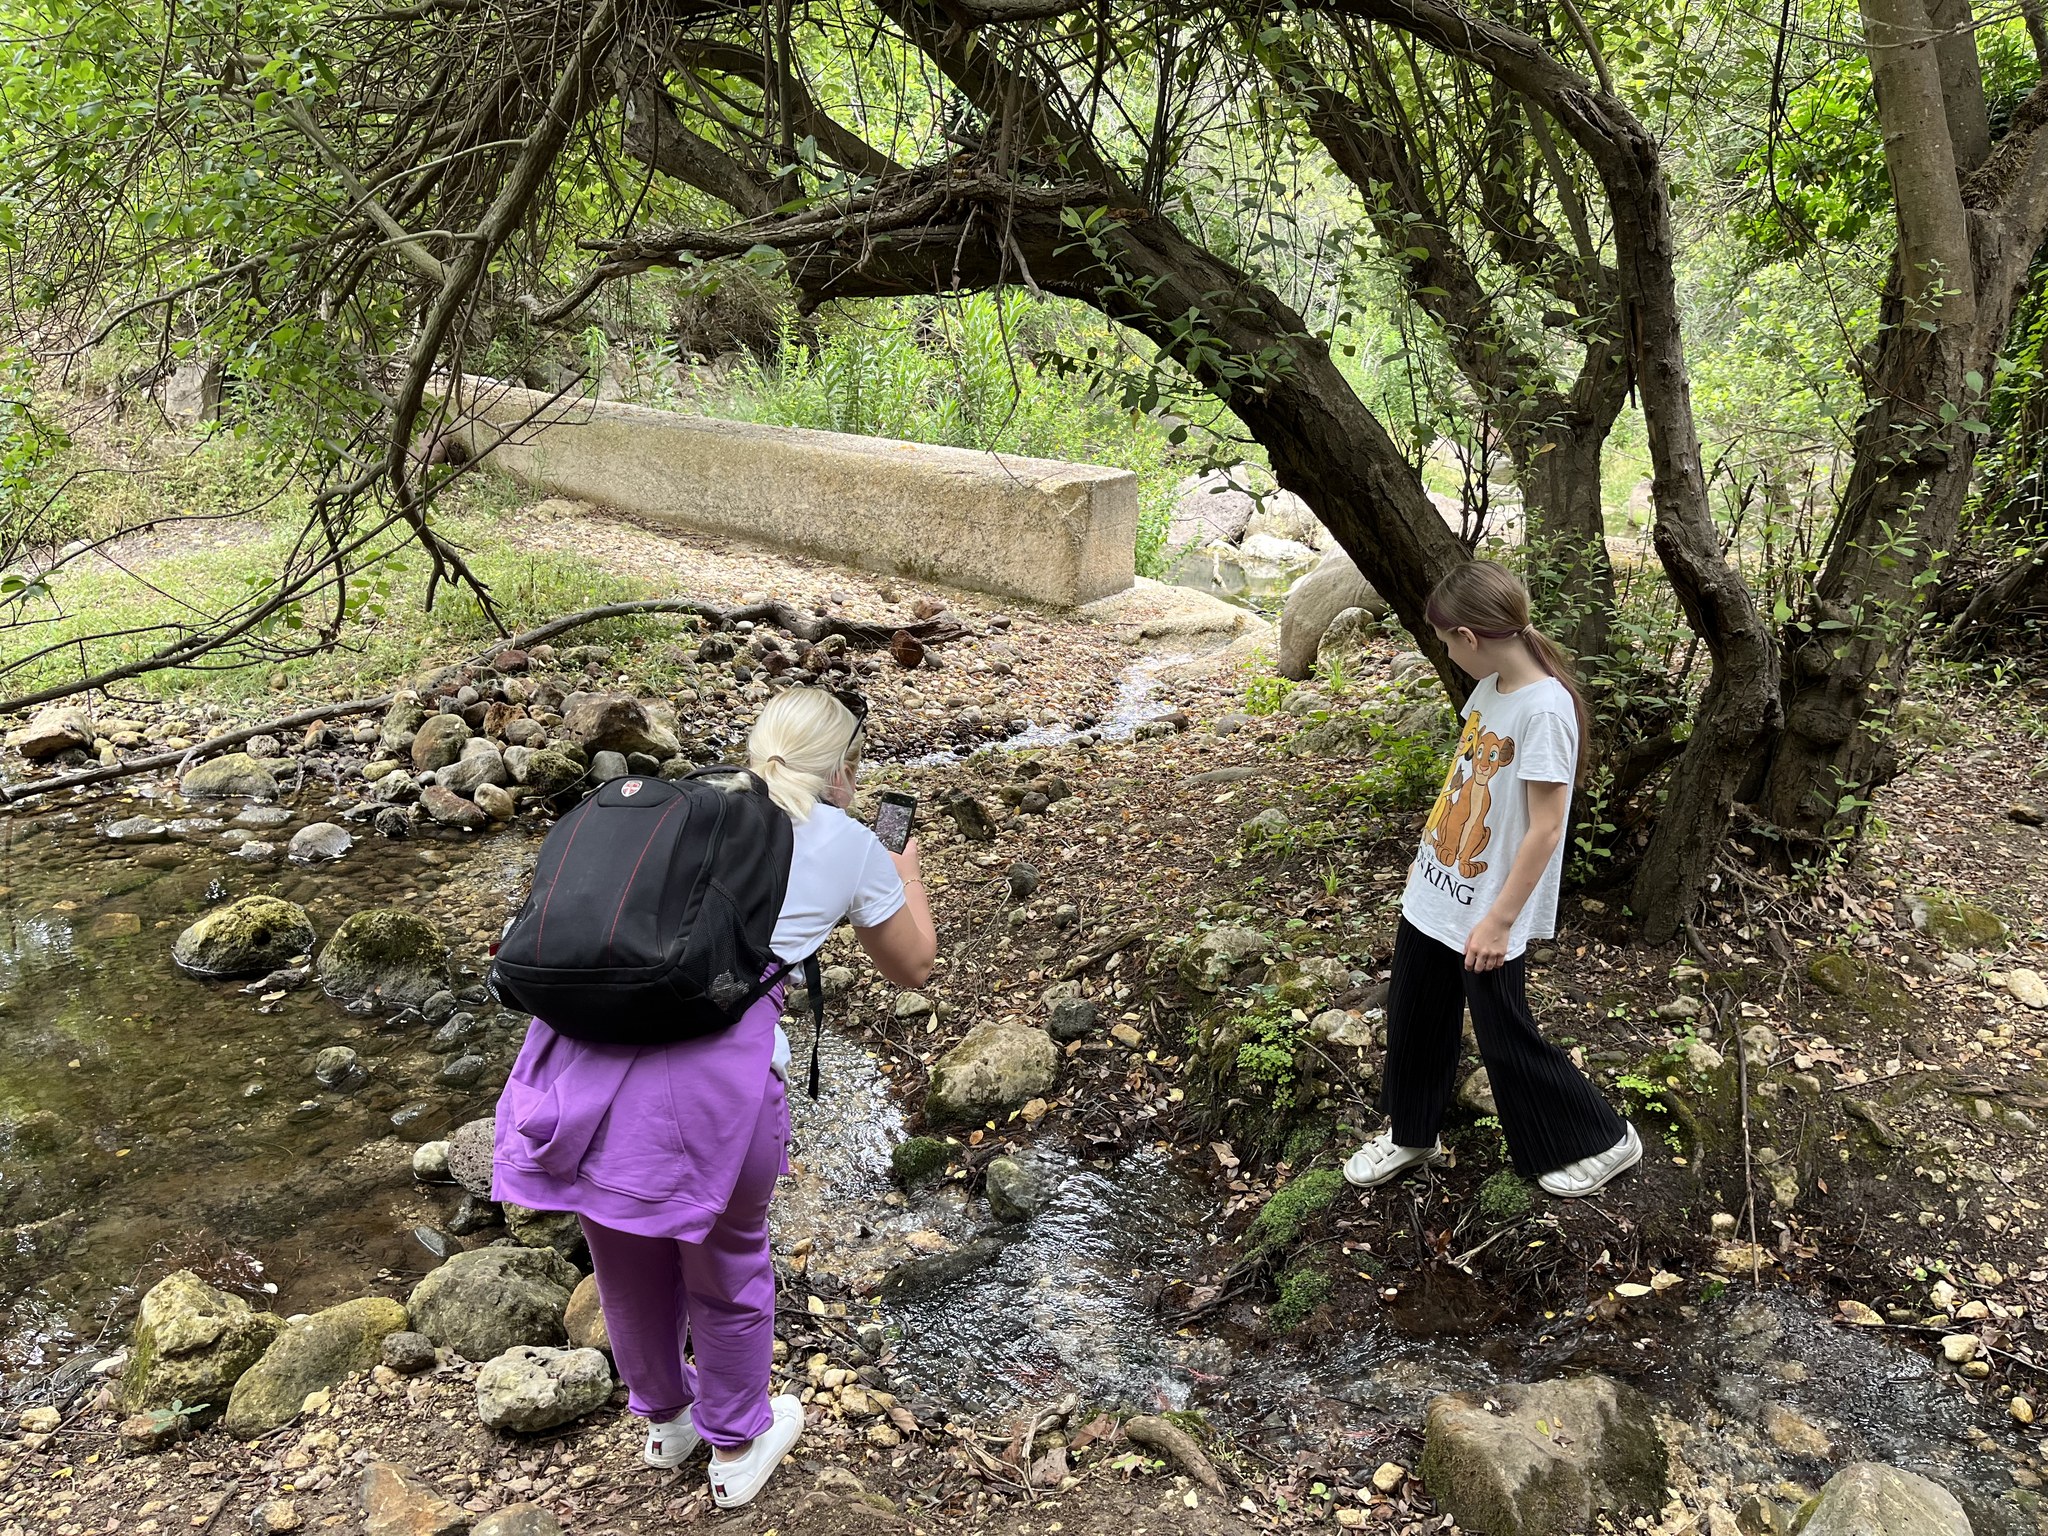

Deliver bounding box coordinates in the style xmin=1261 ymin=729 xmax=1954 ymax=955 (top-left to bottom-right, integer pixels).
xmin=900 ymin=649 xmax=1193 ymax=768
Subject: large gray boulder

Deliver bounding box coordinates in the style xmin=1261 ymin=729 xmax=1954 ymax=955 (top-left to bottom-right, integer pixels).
xmin=121 ymin=1271 xmax=287 ymax=1427
xmin=925 ymin=1024 xmax=1059 ymax=1126
xmin=1419 ymin=1375 xmax=1667 ymax=1536
xmin=318 ymin=909 xmax=450 ymax=1007
xmin=222 ymin=1296 xmax=410 ymax=1438
xmin=475 ymin=1345 xmax=612 ymax=1432
xmin=180 ymin=752 xmax=280 ymax=800
xmin=407 ymin=1247 xmax=579 ymax=1362
xmin=1278 ymin=551 xmax=1389 ymax=680
xmin=172 ymin=895 xmax=316 ymax=978
xmin=1798 ymin=1464 xmax=1971 ymax=1536
xmin=1166 ymin=468 xmax=1261 ymax=548
xmin=439 ymin=741 xmax=508 ymax=797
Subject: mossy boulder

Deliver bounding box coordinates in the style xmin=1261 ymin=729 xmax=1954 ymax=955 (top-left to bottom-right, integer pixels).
xmin=122 ymin=1271 xmax=286 ymax=1426
xmin=172 ymin=896 xmax=316 ymax=978
xmin=318 ymin=909 xmax=450 ymax=1008
xmin=407 ymin=1247 xmax=579 ymax=1362
xmin=1420 ymin=1375 xmax=1668 ymax=1536
xmin=889 ymin=1136 xmax=953 ymax=1187
xmin=924 ymin=1024 xmax=1058 ymax=1126
xmin=513 ymin=748 xmax=588 ymax=799
xmin=1806 ymin=952 xmax=1917 ymax=1029
xmin=1266 ymin=956 xmax=1352 ymax=1010
xmin=1248 ymin=1167 xmax=1344 ymax=1251
xmin=180 ymin=752 xmax=279 ymax=801
xmin=376 ymin=694 xmax=427 ymax=757
xmin=410 ymin=714 xmax=472 ymax=773
xmin=1908 ymin=893 xmax=2009 ymax=951
xmin=222 ymin=1296 xmax=409 ymax=1438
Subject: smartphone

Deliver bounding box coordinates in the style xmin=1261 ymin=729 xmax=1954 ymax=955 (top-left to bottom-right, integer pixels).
xmin=874 ymin=791 xmax=917 ymax=854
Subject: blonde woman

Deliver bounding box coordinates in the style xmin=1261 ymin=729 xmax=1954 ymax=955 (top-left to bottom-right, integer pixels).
xmin=493 ymin=687 xmax=935 ymax=1507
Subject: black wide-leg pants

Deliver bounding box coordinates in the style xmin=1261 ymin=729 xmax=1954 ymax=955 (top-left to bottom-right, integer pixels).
xmin=1377 ymin=917 xmax=1626 ymax=1177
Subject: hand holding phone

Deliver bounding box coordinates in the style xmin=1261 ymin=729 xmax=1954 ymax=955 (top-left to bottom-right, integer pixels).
xmin=874 ymin=791 xmax=918 ymax=854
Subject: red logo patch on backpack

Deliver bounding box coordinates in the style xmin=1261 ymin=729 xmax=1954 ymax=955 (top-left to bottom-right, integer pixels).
xmin=622 ymin=780 xmax=641 ymax=796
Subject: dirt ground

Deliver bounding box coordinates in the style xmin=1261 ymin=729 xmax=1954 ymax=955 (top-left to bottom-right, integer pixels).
xmin=10 ymin=495 xmax=2048 ymax=1533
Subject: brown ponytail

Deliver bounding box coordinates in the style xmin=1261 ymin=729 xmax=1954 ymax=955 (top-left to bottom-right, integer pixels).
xmin=1424 ymin=561 xmax=1590 ymax=780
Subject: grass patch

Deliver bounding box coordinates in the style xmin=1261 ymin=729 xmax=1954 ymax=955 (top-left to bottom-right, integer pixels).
xmin=1247 ymin=1166 xmax=1345 ymax=1250
xmin=1478 ymin=1170 xmax=1532 ymax=1223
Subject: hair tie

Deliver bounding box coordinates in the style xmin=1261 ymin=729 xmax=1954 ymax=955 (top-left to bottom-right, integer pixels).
xmin=1521 ymin=625 xmax=1536 ymax=637
xmin=767 ymin=753 xmax=787 ymax=767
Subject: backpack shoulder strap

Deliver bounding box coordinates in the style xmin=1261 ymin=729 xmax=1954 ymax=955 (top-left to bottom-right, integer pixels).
xmin=803 ymin=954 xmax=825 ymax=1100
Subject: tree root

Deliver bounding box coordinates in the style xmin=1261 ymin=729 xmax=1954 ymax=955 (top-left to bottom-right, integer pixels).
xmin=0 ymin=593 xmax=966 ymax=804
xmin=1123 ymin=1415 xmax=1225 ymax=1493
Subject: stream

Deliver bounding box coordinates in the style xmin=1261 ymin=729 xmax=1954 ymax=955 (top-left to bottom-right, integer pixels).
xmin=0 ymin=768 xmax=2035 ymax=1527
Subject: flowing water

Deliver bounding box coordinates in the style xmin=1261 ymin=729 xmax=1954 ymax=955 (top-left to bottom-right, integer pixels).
xmin=0 ymin=774 xmax=2032 ymax=1525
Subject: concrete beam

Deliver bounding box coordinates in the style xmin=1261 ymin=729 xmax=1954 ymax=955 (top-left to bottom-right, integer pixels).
xmin=450 ymin=381 xmax=1137 ymax=608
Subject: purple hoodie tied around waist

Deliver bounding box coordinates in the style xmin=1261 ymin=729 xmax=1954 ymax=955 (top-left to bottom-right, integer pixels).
xmin=490 ymin=981 xmax=789 ymax=1243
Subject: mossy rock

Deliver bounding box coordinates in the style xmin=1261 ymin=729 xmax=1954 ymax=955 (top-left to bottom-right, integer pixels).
xmin=924 ymin=1024 xmax=1058 ymax=1127
xmin=318 ymin=909 xmax=450 ymax=1008
xmin=122 ymin=1271 xmax=287 ymax=1427
xmin=1804 ymin=952 xmax=1917 ymax=1030
xmin=222 ymin=1296 xmax=409 ymax=1438
xmin=1269 ymin=1262 xmax=1335 ymax=1332
xmin=1264 ymin=956 xmax=1351 ymax=1010
xmin=172 ymin=896 xmax=316 ymax=979
xmin=1908 ymin=893 xmax=2009 ymax=952
xmin=518 ymin=748 xmax=588 ymax=799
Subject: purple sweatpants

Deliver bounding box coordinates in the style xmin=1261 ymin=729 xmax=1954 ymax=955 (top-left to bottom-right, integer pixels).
xmin=581 ymin=1077 xmax=788 ymax=1447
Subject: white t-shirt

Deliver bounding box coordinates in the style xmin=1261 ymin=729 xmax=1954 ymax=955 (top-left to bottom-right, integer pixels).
xmin=1401 ymin=674 xmax=1577 ymax=961
xmin=768 ymin=803 xmax=907 ymax=1078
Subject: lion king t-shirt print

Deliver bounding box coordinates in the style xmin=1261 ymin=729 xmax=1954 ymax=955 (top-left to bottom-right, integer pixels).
xmin=1401 ymin=673 xmax=1578 ymax=961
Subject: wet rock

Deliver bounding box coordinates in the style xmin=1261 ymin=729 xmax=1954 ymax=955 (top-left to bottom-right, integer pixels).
xmin=172 ymin=895 xmax=316 ymax=978
xmin=235 ymin=839 xmax=281 ymax=864
xmin=370 ymin=771 xmax=420 ymax=806
xmin=878 ymin=1237 xmax=1006 ymax=1299
xmin=223 ymin=1296 xmax=410 ymax=1438
xmin=436 ymin=1052 xmax=486 ymax=1087
xmin=407 ymin=1247 xmax=578 ymax=1362
xmin=473 ymin=782 xmax=516 ymax=822
xmin=431 ymin=1012 xmax=484 ymax=1049
xmin=940 ymin=791 xmax=995 ymax=842
xmin=419 ymin=785 xmax=488 ymax=830
xmin=503 ymin=1204 xmax=585 ymax=1258
xmin=448 ymin=1193 xmax=500 ymax=1236
xmin=565 ymin=1275 xmax=609 ymax=1353
xmin=475 ymin=1345 xmax=612 ymax=1432
xmin=1798 ymin=1463 xmax=1970 ymax=1536
xmin=984 ymin=1156 xmax=1051 ymax=1223
xmin=382 ymin=1331 xmax=437 ymax=1375
xmin=446 ymin=1117 xmax=496 ymax=1197
xmin=319 ymin=909 xmax=450 ymax=1008
xmin=106 ymin=815 xmax=171 ymax=843
xmin=313 ymin=1046 xmax=361 ymax=1089
xmin=1180 ymin=925 xmax=1271 ymax=991
xmin=1907 ymin=892 xmax=2009 ymax=951
xmin=421 ymin=991 xmax=458 ymax=1025
xmin=181 ymin=752 xmax=279 ymax=800
xmin=1420 ymin=1375 xmax=1667 ymax=1536
xmin=121 ymin=1271 xmax=286 ymax=1427
xmin=562 ymin=692 xmax=679 ymax=759
xmin=362 ymin=1461 xmax=468 ymax=1536
xmin=410 ymin=715 xmax=472 ymax=773
xmin=7 ymin=705 xmax=92 ymax=761
xmin=925 ymin=1023 xmax=1059 ymax=1126
xmin=412 ymin=1142 xmax=453 ymax=1182
xmin=889 ymin=1136 xmax=953 ymax=1186
xmin=1278 ymin=551 xmax=1388 ymax=680
xmin=287 ymin=823 xmax=352 ymax=865
xmin=589 ymin=749 xmax=630 ymax=781
xmin=1048 ymin=999 xmax=1100 ymax=1042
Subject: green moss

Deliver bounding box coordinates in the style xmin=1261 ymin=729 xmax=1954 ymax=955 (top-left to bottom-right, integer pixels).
xmin=1268 ymin=1264 xmax=1335 ymax=1332
xmin=1478 ymin=1170 xmax=1532 ymax=1224
xmin=1804 ymin=951 xmax=1916 ymax=1031
xmin=889 ymin=1136 xmax=953 ymax=1186
xmin=1248 ymin=1167 xmax=1345 ymax=1250
xmin=1282 ymin=1117 xmax=1336 ymax=1168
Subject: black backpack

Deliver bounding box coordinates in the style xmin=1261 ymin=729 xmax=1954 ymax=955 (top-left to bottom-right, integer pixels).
xmin=489 ymin=769 xmax=826 ymax=1094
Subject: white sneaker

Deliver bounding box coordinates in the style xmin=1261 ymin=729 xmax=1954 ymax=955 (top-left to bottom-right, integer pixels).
xmin=643 ymin=1407 xmax=703 ymax=1469
xmin=1342 ymin=1130 xmax=1446 ymax=1188
xmin=708 ymin=1393 xmax=804 ymax=1508
xmin=1537 ymin=1123 xmax=1643 ymax=1198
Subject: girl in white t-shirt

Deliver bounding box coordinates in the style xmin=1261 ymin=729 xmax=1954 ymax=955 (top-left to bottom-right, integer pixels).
xmin=1343 ymin=562 xmax=1639 ymax=1199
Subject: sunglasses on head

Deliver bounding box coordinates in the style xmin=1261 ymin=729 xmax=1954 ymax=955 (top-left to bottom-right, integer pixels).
xmin=827 ymin=687 xmax=869 ymax=756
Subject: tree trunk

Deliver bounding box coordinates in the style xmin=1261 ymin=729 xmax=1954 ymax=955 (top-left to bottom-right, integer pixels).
xmin=1508 ymin=423 xmax=1615 ymax=663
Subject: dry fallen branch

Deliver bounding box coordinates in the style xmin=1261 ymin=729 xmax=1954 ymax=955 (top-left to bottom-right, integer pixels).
xmin=1123 ymin=1415 xmax=1225 ymax=1493
xmin=0 ymin=593 xmax=968 ymax=804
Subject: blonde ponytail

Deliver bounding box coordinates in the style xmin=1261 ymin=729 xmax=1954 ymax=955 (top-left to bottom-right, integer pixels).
xmin=747 ymin=687 xmax=862 ymax=821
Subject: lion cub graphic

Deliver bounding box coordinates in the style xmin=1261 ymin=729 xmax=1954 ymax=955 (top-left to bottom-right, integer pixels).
xmin=1428 ymin=729 xmax=1516 ymax=878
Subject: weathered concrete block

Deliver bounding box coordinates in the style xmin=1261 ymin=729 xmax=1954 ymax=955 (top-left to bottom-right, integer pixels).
xmin=449 ymin=381 xmax=1137 ymax=608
